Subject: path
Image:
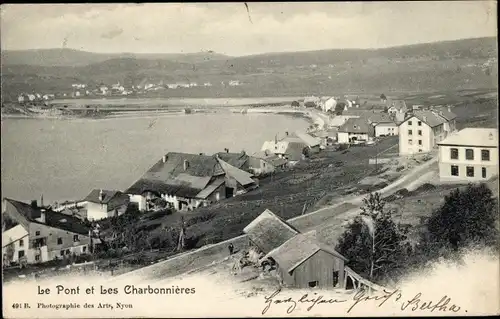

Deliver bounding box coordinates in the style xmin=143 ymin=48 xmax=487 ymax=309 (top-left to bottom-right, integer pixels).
xmin=110 ymin=157 xmax=437 ymax=283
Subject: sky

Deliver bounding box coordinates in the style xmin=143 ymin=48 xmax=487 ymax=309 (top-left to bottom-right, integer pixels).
xmin=1 ymin=2 xmax=497 ymax=56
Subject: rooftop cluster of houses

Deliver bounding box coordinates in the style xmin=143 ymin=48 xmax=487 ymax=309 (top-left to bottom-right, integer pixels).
xmin=17 ymin=93 xmax=55 ymax=104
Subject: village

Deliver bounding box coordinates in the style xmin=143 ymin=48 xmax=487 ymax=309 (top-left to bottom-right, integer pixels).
xmin=3 ymin=86 xmax=498 ymax=294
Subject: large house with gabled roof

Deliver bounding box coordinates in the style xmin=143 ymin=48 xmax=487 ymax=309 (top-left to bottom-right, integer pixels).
xmin=2 ymin=198 xmax=92 ymax=265
xmin=125 ymin=152 xmax=258 ymax=212
xmin=398 ymin=108 xmax=457 ymax=155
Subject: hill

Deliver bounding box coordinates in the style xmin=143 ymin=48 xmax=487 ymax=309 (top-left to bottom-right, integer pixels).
xmin=1 ymin=37 xmax=497 ymax=101
xmin=0 ymin=48 xmax=229 ymax=67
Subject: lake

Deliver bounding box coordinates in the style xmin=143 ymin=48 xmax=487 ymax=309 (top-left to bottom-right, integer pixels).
xmin=1 ymin=113 xmax=307 ymax=204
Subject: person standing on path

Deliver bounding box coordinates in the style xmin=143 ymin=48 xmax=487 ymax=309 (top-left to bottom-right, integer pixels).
xmin=228 ymin=243 xmax=234 ymax=255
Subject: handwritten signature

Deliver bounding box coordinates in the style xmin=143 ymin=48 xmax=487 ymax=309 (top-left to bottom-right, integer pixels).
xmin=262 ymin=288 xmax=464 ymax=315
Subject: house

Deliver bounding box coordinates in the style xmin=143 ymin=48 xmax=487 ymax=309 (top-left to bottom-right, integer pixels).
xmin=387 ymin=100 xmax=408 ymax=118
xmin=431 ymin=105 xmax=458 ymax=133
xmin=265 ymin=233 xmax=348 ymax=289
xmin=261 ymin=136 xmax=308 ymax=165
xmin=249 ymin=150 xmax=288 ymax=176
xmin=437 ymin=128 xmax=498 ymax=182
xmin=243 ymin=209 xmax=348 ymax=289
xmin=292 ymin=131 xmax=321 ymax=154
xmin=83 ymin=189 xmax=130 ymax=221
xmin=319 ymin=97 xmax=337 ymax=113
xmin=374 ymin=121 xmax=399 ymax=137
xmin=125 ymin=152 xmax=257 ymax=212
xmin=2 ymin=199 xmax=92 ymax=265
xmin=398 ymin=110 xmax=456 ymax=156
xmin=338 ymin=118 xmax=375 ymax=144
xmin=304 ymin=96 xmax=320 ymax=108
xmin=2 ymin=224 xmax=29 ymax=265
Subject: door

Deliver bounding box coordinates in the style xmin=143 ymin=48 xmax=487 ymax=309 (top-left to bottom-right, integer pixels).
xmin=225 ymin=187 xmax=234 ymax=198
xmin=332 ymin=271 xmax=339 ymax=287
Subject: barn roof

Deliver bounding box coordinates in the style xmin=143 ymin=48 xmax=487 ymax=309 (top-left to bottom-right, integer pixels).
xmin=339 ymin=118 xmax=374 ymax=134
xmin=243 ymin=209 xmax=300 ymax=254
xmin=216 ymin=157 xmax=255 ymax=187
xmin=403 ymin=111 xmax=447 ymax=128
xmin=294 ymin=131 xmax=321 ymax=147
xmin=214 ymin=152 xmax=249 ymax=169
xmin=4 ymin=198 xmax=90 ymax=236
xmin=266 ymin=233 xmax=348 ymax=274
xmin=125 ymin=152 xmax=225 ymax=195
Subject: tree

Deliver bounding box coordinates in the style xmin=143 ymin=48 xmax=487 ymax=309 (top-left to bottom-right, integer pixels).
xmin=383 ymin=106 xmax=389 ymax=113
xmin=425 ymin=183 xmax=499 ymax=250
xmin=336 ymin=192 xmax=410 ymax=282
xmin=334 ymin=102 xmax=345 ymax=115
xmin=291 ymin=101 xmax=300 ymax=108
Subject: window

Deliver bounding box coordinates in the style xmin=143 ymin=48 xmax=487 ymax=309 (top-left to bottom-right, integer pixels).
xmin=408 ymin=139 xmax=413 ymax=145
xmin=18 ymin=251 xmax=25 ymax=258
xmin=450 ymin=148 xmax=459 ymax=160
xmin=66 ymin=249 xmax=70 ymax=255
xmin=35 ymin=231 xmax=40 ymax=236
xmin=466 ymin=166 xmax=474 ymax=177
xmin=83 ymin=246 xmax=87 ymax=253
xmin=35 ymin=255 xmax=41 ymax=261
xmin=482 ymin=167 xmax=487 ymax=178
xmin=308 ymin=281 xmax=319 ymax=288
xmin=418 ymin=140 xmax=422 ymax=145
xmin=57 ymin=238 xmax=63 ymax=245
xmin=451 ymin=165 xmax=459 ymax=176
xmin=73 ymin=235 xmax=79 ymax=242
xmin=408 ymin=129 xmax=413 ymax=136
xmin=19 ymin=239 xmax=24 ymax=247
xmin=418 ymin=130 xmax=422 ymax=136
xmin=60 ymin=250 xmax=64 ymax=256
xmin=465 ymin=149 xmax=474 ymax=160
xmin=418 ymin=121 xmax=422 ymax=126
xmin=408 ymin=121 xmax=412 ymax=125
xmin=481 ymin=149 xmax=490 ymax=161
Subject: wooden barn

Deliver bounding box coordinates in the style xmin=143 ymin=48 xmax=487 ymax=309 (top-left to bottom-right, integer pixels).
xmin=243 ymin=209 xmax=348 ymax=289
xmin=265 ymin=233 xmax=348 ymax=289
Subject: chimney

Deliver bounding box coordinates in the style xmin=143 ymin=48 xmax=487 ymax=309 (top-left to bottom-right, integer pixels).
xmin=162 ymin=155 xmax=167 ymax=163
xmin=31 ymin=200 xmax=38 ymax=208
xmin=447 ymin=105 xmax=451 ymax=113
xmin=99 ymin=189 xmax=104 ymax=202
xmin=241 ymin=150 xmax=246 ymax=156
xmin=39 ymin=209 xmax=46 ymax=224
xmin=226 ymin=148 xmax=229 ymax=153
xmin=183 ymin=160 xmax=189 ymax=171
xmin=423 ymin=116 xmax=427 ymax=122
xmin=40 ymin=194 xmax=44 ymax=207
xmin=285 ymin=131 xmax=289 ymax=136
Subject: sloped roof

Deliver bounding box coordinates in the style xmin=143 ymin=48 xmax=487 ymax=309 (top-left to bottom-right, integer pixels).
xmin=194 ymin=177 xmax=226 ymax=199
xmin=83 ymin=189 xmax=128 ymax=204
xmin=404 ymin=111 xmax=447 ymax=128
xmin=438 ymin=128 xmax=498 ymax=147
xmin=431 ymin=106 xmax=457 ymax=121
xmin=266 ymin=233 xmax=348 ymax=274
xmin=4 ymin=198 xmax=90 ymax=235
xmin=126 ymin=152 xmax=224 ymax=195
xmin=339 ymin=118 xmax=374 ymax=134
xmin=2 ymin=224 xmax=29 ymax=248
xmin=216 ymin=157 xmax=255 ymax=187
xmin=251 ymin=151 xmax=288 ymax=167
xmin=294 ymin=131 xmax=321 ymax=147
xmin=243 ymin=209 xmax=300 ymax=254
xmin=214 ymin=152 xmax=249 ymax=169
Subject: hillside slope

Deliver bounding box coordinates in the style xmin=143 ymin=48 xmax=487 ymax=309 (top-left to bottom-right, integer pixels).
xmin=1 ymin=37 xmax=497 ymax=101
